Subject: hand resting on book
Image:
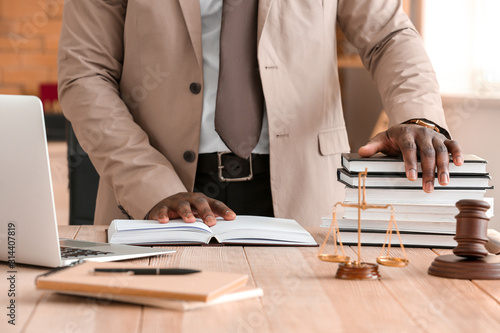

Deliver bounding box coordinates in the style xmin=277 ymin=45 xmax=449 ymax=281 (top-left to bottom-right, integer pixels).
xmin=147 ymin=192 xmax=236 ymax=227
xmin=358 ymin=123 xmax=463 ymax=193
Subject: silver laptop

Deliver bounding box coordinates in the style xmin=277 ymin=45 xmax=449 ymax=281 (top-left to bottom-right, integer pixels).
xmin=0 ymin=94 xmax=174 ymax=267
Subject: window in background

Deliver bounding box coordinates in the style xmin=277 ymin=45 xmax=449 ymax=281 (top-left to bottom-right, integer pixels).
xmin=423 ymin=0 xmax=500 ymax=99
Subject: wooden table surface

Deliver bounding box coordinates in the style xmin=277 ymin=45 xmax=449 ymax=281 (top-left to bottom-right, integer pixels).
xmin=3 ymin=225 xmax=500 ymax=333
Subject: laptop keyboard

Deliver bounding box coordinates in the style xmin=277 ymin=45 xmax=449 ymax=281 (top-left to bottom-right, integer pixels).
xmin=60 ymin=246 xmax=114 ymax=258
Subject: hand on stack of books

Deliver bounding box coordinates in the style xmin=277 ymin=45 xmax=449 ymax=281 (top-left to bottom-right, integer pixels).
xmin=323 ymin=153 xmax=494 ymax=248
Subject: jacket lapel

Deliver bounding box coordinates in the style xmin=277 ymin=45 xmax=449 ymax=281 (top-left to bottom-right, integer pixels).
xmin=178 ymin=0 xmax=203 ymax=69
xmin=178 ymin=0 xmax=272 ymax=66
xmin=257 ymin=0 xmax=274 ymax=46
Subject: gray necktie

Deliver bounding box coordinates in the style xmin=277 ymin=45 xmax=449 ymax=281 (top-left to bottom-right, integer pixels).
xmin=215 ymin=0 xmax=264 ymax=159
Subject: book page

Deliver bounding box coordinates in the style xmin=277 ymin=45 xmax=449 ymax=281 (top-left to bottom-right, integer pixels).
xmin=209 ymin=216 xmax=317 ymax=245
xmin=108 ymin=220 xmax=213 ymax=244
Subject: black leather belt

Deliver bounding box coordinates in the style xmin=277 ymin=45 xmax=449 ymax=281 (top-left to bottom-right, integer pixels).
xmin=197 ymin=152 xmax=269 ymax=182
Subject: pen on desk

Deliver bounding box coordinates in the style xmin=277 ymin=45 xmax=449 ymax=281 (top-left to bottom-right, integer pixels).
xmin=93 ymin=268 xmax=201 ymax=275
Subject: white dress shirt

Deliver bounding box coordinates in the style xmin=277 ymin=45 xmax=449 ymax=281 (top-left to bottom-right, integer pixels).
xmin=198 ymin=0 xmax=270 ymax=155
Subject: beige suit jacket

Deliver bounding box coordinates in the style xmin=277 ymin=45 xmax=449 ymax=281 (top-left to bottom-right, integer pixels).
xmin=58 ymin=0 xmax=448 ymax=227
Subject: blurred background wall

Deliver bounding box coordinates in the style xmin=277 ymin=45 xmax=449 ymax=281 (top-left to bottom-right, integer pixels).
xmin=0 ymin=0 xmax=62 ymax=95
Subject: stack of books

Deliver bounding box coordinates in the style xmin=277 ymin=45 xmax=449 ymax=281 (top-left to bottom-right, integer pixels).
xmin=322 ymin=153 xmax=494 ymax=248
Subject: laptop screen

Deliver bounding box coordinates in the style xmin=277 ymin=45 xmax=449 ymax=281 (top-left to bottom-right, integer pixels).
xmin=0 ymin=95 xmax=62 ymax=267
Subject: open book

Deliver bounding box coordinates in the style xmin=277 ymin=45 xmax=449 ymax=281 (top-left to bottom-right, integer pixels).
xmin=108 ymin=216 xmax=317 ymax=246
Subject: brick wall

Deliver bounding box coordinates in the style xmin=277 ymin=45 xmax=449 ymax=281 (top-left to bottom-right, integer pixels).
xmin=0 ymin=0 xmax=63 ymax=96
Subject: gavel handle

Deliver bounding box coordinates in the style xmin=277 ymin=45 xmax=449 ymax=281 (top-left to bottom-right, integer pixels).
xmin=486 ymin=229 xmax=500 ymax=254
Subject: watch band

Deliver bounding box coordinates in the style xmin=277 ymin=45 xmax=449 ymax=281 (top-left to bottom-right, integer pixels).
xmin=404 ymin=119 xmax=440 ymax=133
xmin=403 ymin=118 xmax=452 ymax=139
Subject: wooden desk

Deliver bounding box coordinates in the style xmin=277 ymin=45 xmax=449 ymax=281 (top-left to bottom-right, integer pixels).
xmin=3 ymin=226 xmax=500 ymax=333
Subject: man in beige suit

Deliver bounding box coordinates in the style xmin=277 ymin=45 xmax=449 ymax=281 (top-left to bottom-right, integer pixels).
xmin=58 ymin=0 xmax=462 ymax=228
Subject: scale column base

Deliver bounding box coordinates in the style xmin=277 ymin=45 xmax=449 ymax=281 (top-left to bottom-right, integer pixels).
xmin=335 ymin=262 xmax=381 ymax=280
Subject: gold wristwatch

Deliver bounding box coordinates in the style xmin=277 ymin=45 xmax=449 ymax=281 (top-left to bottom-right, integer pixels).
xmin=404 ymin=119 xmax=440 ymax=133
xmin=403 ymin=118 xmax=451 ymax=139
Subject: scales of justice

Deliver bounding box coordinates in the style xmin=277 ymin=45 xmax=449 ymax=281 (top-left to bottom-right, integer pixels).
xmin=317 ymin=168 xmax=408 ymax=280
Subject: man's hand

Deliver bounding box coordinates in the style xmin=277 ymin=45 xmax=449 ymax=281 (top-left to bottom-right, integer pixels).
xmin=147 ymin=192 xmax=236 ymax=226
xmin=358 ymin=124 xmax=463 ymax=193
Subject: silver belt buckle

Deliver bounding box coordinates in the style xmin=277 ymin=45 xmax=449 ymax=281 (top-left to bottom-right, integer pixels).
xmin=217 ymin=151 xmax=253 ymax=182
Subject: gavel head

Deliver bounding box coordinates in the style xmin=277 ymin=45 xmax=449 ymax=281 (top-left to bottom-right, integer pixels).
xmin=453 ymin=199 xmax=490 ymax=259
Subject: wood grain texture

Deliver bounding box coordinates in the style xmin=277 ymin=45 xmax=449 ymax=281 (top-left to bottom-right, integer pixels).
xmin=76 ymin=225 xmax=109 ymax=242
xmin=19 ymin=226 xmax=144 ymax=333
xmin=294 ymin=229 xmax=417 ymax=332
xmin=363 ymin=246 xmax=500 ymax=332
xmin=244 ymin=246 xmax=338 ymax=332
xmin=2 ymin=264 xmax=47 ymax=333
xmin=432 ymin=248 xmax=500 ymax=303
xmin=6 ymin=225 xmax=500 ymax=333
xmin=58 ymin=225 xmax=80 ymax=239
xmin=3 ymin=226 xmax=80 ymax=333
xmin=473 ymin=280 xmax=500 ymax=304
xmin=24 ymin=293 xmax=143 ymax=333
xmin=141 ymin=246 xmax=268 ymax=333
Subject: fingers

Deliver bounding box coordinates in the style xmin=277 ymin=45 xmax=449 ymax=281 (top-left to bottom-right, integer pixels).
xmin=191 ymin=196 xmax=217 ymax=226
xmin=358 ymin=132 xmax=389 ymax=157
xmin=149 ymin=192 xmax=235 ymax=227
xmin=445 ymin=139 xmax=463 ymax=166
xmin=148 ymin=205 xmax=171 ymax=224
xmin=434 ymin=137 xmax=450 ymax=187
xmin=412 ymin=130 xmax=453 ymax=192
xmin=398 ymin=132 xmax=418 ymax=182
xmin=210 ymin=200 xmax=236 ymax=220
xmin=176 ymin=200 xmax=197 ymax=223
xmin=156 ymin=205 xmax=170 ymax=224
xmin=418 ymin=141 xmax=437 ymax=193
xmin=397 ymin=128 xmax=438 ymax=192
xmin=189 ymin=196 xmax=236 ymax=226
xmin=359 ymin=123 xmax=464 ymax=193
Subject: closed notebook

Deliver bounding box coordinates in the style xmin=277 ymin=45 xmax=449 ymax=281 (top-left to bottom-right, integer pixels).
xmin=60 ymin=286 xmax=264 ymax=311
xmin=336 ymin=230 xmax=457 ymax=248
xmin=344 ymin=188 xmax=486 ymax=205
xmin=337 ymin=168 xmax=492 ymax=189
xmin=341 ymin=153 xmax=488 ymax=174
xmin=36 ymin=260 xmax=249 ymax=302
xmin=321 ymin=217 xmax=457 ymax=235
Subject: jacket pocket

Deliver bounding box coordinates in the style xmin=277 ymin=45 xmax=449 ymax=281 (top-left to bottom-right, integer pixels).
xmin=318 ymin=127 xmax=350 ymax=156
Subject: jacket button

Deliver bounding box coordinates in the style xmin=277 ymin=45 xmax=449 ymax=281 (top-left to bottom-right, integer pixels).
xmin=189 ymin=82 xmax=201 ymax=94
xmin=183 ymin=150 xmax=196 ymax=163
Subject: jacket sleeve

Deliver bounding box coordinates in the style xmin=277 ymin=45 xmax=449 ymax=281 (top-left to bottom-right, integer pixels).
xmin=337 ymin=0 xmax=449 ymax=132
xmin=58 ymin=0 xmax=187 ymax=220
